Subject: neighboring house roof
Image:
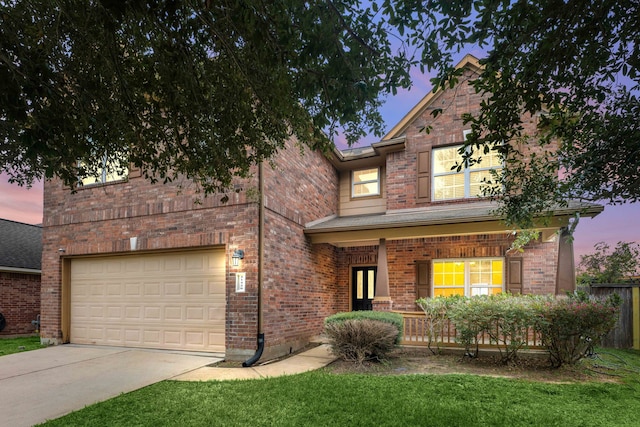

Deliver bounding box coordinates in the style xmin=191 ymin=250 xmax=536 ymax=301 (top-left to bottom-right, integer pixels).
xmin=0 ymin=219 xmax=42 ymax=273
xmin=305 ymin=201 xmax=603 ymax=246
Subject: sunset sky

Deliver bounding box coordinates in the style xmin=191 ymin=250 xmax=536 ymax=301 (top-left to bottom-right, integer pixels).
xmin=1 ymin=54 xmax=638 ymax=265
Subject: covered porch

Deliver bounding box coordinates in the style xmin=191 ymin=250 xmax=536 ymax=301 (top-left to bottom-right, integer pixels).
xmin=305 ymin=201 xmax=594 ymax=313
xmin=305 ymin=201 xmax=603 ymax=352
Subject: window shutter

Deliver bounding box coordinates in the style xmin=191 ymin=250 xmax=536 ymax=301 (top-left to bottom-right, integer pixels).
xmin=417 ymin=149 xmax=431 ymax=202
xmin=416 ymin=262 xmax=431 ymax=299
xmin=506 ymin=258 xmax=523 ymax=294
xmin=128 ymin=163 xmax=142 ymax=179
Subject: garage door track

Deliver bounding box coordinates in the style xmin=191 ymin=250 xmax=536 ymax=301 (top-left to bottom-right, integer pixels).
xmin=0 ymin=345 xmax=221 ymax=427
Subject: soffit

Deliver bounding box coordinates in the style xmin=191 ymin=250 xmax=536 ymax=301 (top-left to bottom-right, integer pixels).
xmin=305 ymin=200 xmax=603 ymax=247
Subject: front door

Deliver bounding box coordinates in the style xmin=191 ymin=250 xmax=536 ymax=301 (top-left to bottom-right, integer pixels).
xmin=352 ymin=266 xmax=377 ymax=311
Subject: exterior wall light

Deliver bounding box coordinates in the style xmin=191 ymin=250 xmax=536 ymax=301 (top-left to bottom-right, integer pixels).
xmin=232 ymin=249 xmax=245 ymax=267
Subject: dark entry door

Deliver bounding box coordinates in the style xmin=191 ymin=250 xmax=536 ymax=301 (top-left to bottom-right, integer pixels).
xmin=352 ymin=266 xmax=377 ymax=311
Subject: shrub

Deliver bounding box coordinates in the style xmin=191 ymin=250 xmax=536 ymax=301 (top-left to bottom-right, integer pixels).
xmin=534 ymin=293 xmax=621 ymax=367
xmin=416 ymin=296 xmax=460 ymax=354
xmin=425 ymin=294 xmax=547 ymax=363
xmin=414 ymin=293 xmax=620 ymax=367
xmin=324 ymin=311 xmax=403 ymax=343
xmin=324 ymin=319 xmax=399 ymax=365
xmin=482 ymin=294 xmax=541 ymax=364
xmin=447 ymin=296 xmax=495 ymax=358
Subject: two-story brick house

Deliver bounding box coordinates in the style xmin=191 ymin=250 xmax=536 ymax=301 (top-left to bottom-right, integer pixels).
xmin=40 ymin=54 xmax=602 ymax=361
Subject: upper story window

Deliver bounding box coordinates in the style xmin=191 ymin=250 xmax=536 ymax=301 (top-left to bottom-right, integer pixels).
xmin=352 ymin=168 xmax=380 ymax=198
xmin=79 ymin=153 xmax=128 ymax=187
xmin=433 ymin=258 xmax=504 ymax=297
xmin=432 ymin=131 xmax=502 ymax=201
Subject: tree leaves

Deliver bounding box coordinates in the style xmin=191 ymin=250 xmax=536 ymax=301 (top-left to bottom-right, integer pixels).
xmin=1 ymin=0 xmax=637 ymax=228
xmin=0 ymin=0 xmax=413 ymax=194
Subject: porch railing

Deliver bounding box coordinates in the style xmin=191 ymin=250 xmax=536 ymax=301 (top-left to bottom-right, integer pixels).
xmin=395 ymin=311 xmax=544 ymax=350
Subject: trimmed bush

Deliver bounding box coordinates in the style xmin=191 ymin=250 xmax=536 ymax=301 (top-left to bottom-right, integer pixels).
xmin=324 ymin=319 xmax=399 ymax=365
xmin=324 ymin=311 xmax=403 ymax=365
xmin=534 ymin=293 xmax=621 ymax=367
xmin=324 ymin=311 xmax=403 ymax=343
xmin=416 ymin=296 xmax=460 ymax=354
xmin=415 ymin=293 xmax=620 ymax=367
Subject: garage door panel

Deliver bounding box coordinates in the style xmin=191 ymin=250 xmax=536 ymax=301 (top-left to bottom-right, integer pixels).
xmin=70 ymin=250 xmax=225 ymax=353
xmin=186 ymin=281 xmax=205 ymax=296
xmin=186 ymin=306 xmax=204 ymax=321
xmin=106 ymin=306 xmax=122 ymax=320
xmin=144 ymin=306 xmax=161 ymax=320
xmin=164 ymin=282 xmax=182 ymax=296
xmin=186 ymin=331 xmax=204 ymax=346
xmin=125 ymin=282 xmax=142 ymax=296
xmin=144 ymin=283 xmax=161 ymax=296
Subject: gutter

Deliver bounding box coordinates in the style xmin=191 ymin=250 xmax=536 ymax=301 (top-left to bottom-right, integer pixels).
xmin=243 ymin=162 xmax=265 ymax=367
xmin=0 ymin=267 xmax=42 ymax=275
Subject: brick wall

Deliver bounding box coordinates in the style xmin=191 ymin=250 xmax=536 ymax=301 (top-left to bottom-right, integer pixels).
xmin=259 ymin=138 xmax=340 ymax=359
xmin=42 ymin=159 xmax=261 ymax=350
xmin=385 ymin=67 xmax=554 ymax=212
xmin=41 ymin=136 xmax=341 ymax=360
xmin=337 ymin=234 xmax=561 ymax=312
xmin=0 ymin=272 xmax=40 ymax=335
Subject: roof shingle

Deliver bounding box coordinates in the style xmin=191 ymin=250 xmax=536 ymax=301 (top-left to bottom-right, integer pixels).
xmin=0 ymin=219 xmax=42 ymax=271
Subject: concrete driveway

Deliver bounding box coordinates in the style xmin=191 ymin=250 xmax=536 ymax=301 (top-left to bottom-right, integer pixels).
xmin=0 ymin=345 xmax=222 ymax=427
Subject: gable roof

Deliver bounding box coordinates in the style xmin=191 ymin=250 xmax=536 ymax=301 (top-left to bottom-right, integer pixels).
xmin=0 ymin=219 xmax=42 ymax=273
xmin=383 ymin=54 xmax=482 ymax=140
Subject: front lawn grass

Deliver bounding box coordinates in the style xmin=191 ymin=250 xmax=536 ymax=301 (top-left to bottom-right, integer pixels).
xmin=42 ymin=348 xmax=640 ymax=427
xmin=0 ymin=336 xmax=45 ymax=356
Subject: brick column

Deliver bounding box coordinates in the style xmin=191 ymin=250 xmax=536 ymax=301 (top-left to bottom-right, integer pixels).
xmin=372 ymin=298 xmax=393 ymax=311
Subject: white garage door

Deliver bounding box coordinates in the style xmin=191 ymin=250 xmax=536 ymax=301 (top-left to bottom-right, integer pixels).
xmin=70 ymin=250 xmax=225 ymax=353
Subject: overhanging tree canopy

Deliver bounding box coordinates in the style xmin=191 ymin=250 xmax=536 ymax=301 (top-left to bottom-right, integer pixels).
xmin=1 ymin=0 xmax=638 ymax=229
xmin=1 ymin=0 xmax=412 ymax=192
xmin=379 ymin=0 xmax=639 ymax=227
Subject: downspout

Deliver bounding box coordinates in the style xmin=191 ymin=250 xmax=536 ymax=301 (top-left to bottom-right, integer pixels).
xmin=243 ymin=162 xmax=265 ymax=367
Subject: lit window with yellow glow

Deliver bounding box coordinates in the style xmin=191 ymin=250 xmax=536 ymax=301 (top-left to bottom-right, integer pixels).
xmin=433 ymin=258 xmax=503 ymax=297
xmin=79 ymin=153 xmax=128 ymax=186
xmin=352 ymin=168 xmax=380 ymax=198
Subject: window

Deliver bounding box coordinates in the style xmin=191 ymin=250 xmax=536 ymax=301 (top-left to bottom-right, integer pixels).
xmin=352 ymin=168 xmax=380 ymax=198
xmin=79 ymin=153 xmax=128 ymax=186
xmin=432 ymin=132 xmax=502 ymax=201
xmin=432 ymin=258 xmax=504 ymax=297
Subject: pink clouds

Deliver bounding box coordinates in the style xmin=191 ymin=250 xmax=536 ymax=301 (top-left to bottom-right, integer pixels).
xmin=0 ymin=172 xmax=43 ymax=225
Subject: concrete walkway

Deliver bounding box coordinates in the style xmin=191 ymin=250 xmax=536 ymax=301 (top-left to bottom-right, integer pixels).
xmin=0 ymin=345 xmax=222 ymax=427
xmin=173 ymin=344 xmax=336 ymax=381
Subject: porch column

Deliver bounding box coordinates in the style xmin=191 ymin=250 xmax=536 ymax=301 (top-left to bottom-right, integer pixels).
xmin=373 ymin=238 xmax=393 ymax=311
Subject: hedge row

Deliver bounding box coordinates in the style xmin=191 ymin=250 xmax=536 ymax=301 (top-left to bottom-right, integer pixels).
xmin=417 ymin=292 xmax=621 ymax=366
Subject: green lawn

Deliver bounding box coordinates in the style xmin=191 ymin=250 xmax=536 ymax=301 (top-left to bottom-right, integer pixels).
xmin=41 ymin=349 xmax=640 ymax=427
xmin=0 ymin=336 xmax=45 ymax=356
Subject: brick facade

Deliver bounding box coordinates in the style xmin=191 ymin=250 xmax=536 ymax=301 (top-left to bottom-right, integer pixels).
xmin=41 ymin=137 xmax=341 ymax=359
xmin=258 ymin=138 xmax=339 ymax=359
xmin=40 ymin=55 xmax=575 ymax=360
xmin=337 ymin=234 xmax=560 ymax=313
xmin=0 ymin=272 xmax=40 ymax=335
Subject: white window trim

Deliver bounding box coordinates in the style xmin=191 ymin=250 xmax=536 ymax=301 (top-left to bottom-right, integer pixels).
xmin=432 ymin=258 xmax=504 ymax=297
xmin=351 ymin=167 xmax=381 ymax=198
xmin=432 ymin=130 xmax=502 ymax=201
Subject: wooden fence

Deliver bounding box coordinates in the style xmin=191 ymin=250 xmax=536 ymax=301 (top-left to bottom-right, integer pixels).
xmin=394 ymin=311 xmax=544 ymax=350
xmin=590 ymin=284 xmax=640 ymax=349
